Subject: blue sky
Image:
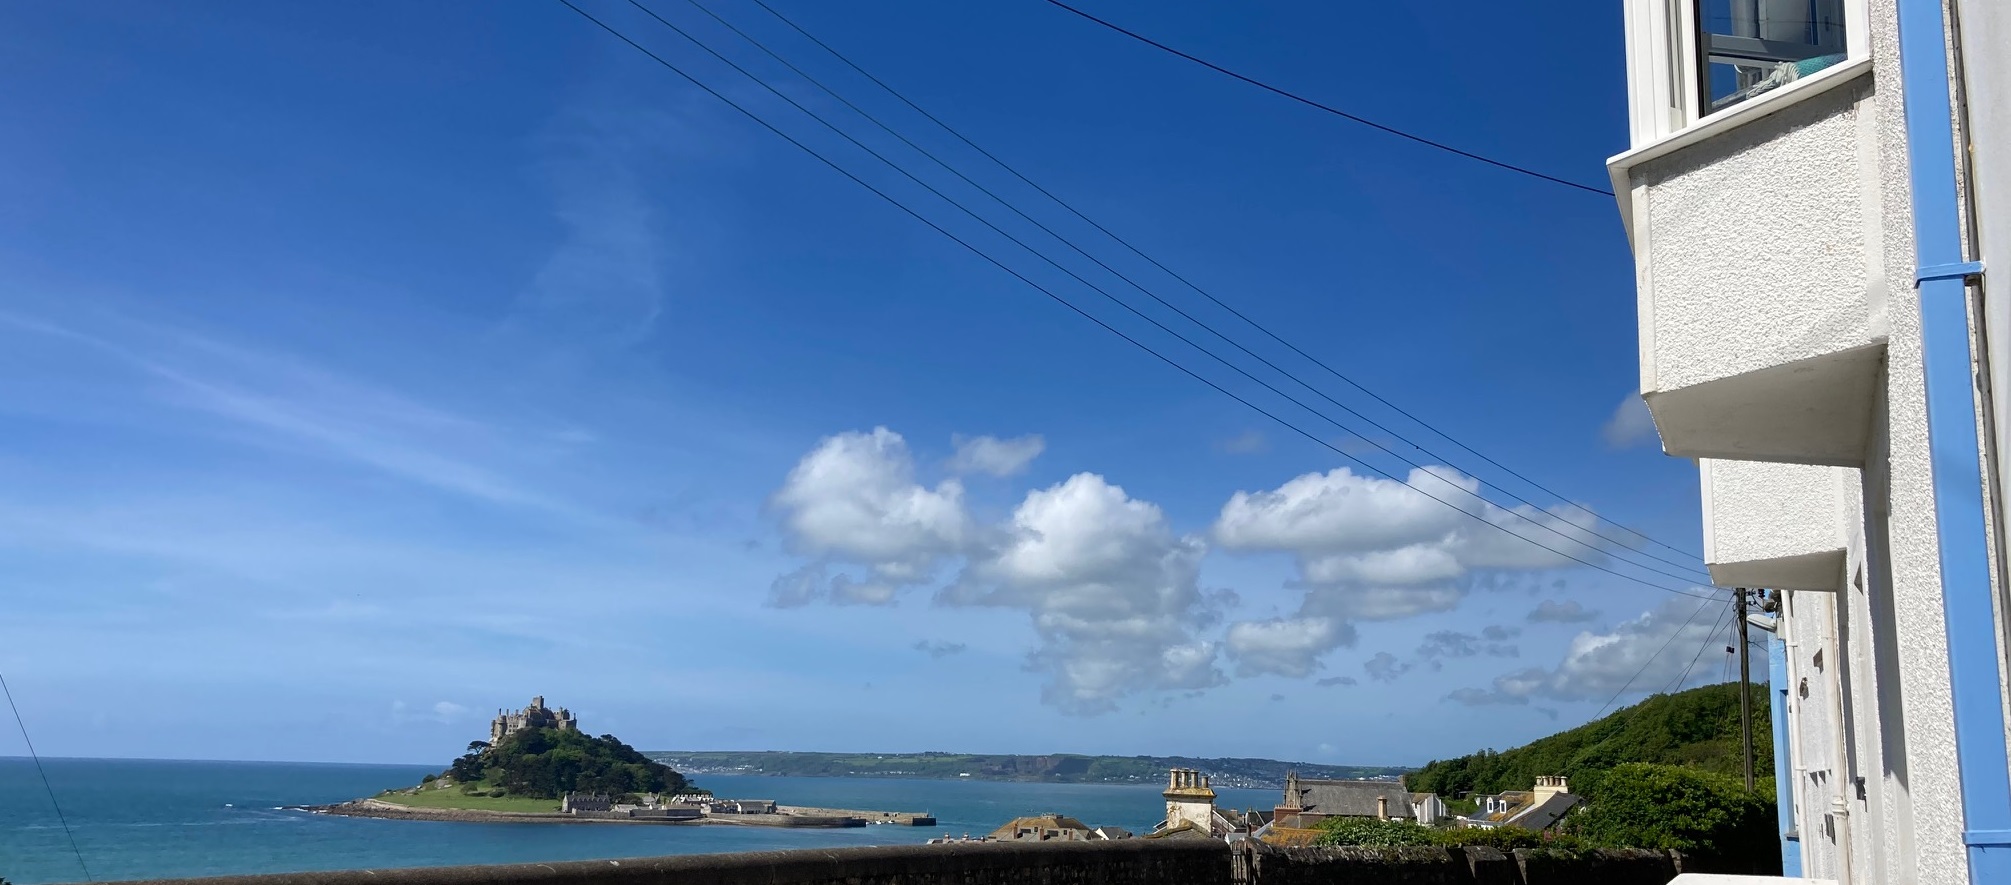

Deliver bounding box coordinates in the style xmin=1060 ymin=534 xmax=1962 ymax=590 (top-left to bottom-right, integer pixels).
xmin=0 ymin=0 xmax=1735 ymax=767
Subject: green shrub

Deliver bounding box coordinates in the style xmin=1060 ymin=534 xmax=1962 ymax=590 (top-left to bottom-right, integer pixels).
xmin=420 ymin=773 xmax=437 ymax=784
xmin=1435 ymin=825 xmax=1589 ymax=853
xmin=1313 ymin=817 xmax=1438 ymax=847
xmin=485 ymin=788 xmax=508 ymax=798
xmin=1566 ymin=763 xmax=1777 ymax=863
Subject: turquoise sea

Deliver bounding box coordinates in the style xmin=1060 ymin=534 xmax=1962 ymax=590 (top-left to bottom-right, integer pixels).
xmin=0 ymin=758 xmax=1279 ymax=884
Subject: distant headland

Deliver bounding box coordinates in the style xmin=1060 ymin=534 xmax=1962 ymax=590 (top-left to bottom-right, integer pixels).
xmin=646 ymin=751 xmax=1408 ymax=790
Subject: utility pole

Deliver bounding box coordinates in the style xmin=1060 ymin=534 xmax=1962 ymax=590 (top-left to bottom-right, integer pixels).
xmin=1736 ymin=588 xmax=1755 ymax=793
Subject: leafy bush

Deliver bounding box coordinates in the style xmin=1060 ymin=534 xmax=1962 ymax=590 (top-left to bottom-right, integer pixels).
xmin=1433 ymin=825 xmax=1586 ymax=852
xmin=1313 ymin=817 xmax=1439 ymax=847
xmin=420 ymin=773 xmax=437 ymax=784
xmin=1565 ymin=763 xmax=1775 ymax=861
xmin=1316 ymin=821 xmax=1592 ymax=854
xmin=485 ymin=788 xmax=508 ymax=798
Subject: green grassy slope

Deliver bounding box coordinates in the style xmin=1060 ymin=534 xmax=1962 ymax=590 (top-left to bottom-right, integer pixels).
xmin=1407 ymin=682 xmax=1774 ymax=798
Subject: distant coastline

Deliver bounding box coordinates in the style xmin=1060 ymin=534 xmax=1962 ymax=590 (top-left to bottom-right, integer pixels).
xmin=647 ymin=751 xmax=1407 ymax=790
xmin=304 ymin=798 xmax=665 ymax=826
xmin=307 ymin=798 xmax=930 ymax=829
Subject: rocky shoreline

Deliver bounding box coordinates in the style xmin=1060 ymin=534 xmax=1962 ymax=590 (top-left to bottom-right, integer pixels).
xmin=303 ymin=798 xmax=924 ymax=828
xmin=305 ymin=799 xmax=691 ymax=825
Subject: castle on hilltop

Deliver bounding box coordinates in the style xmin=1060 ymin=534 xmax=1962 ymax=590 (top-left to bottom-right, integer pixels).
xmin=489 ymin=696 xmax=577 ymax=745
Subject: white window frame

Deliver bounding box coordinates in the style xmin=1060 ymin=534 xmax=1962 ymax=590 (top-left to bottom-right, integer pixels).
xmin=1623 ymin=0 xmax=1871 ymax=148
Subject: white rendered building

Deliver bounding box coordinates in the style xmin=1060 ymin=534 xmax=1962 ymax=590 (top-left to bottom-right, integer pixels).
xmin=1609 ymin=0 xmax=2011 ymax=882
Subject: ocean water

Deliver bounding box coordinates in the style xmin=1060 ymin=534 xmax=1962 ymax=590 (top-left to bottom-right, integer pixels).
xmin=0 ymin=758 xmax=1279 ymax=884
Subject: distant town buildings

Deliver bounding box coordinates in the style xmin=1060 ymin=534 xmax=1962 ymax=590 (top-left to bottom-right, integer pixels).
xmin=1272 ymin=773 xmax=1438 ymax=828
xmin=951 ymin=767 xmax=1580 ymax=852
xmin=987 ymin=814 xmax=1103 ymax=842
xmin=559 ymin=792 xmax=610 ymax=813
xmin=1459 ymin=776 xmax=1578 ymax=831
xmin=488 ymin=696 xmax=576 ymax=746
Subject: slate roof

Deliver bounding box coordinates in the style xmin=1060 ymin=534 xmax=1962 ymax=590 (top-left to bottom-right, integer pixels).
xmin=1283 ymin=778 xmax=1411 ymax=818
xmin=1479 ymin=791 xmax=1534 ymax=822
xmin=1506 ymin=793 xmax=1581 ymax=831
xmin=1143 ymin=821 xmax=1218 ymax=840
xmin=988 ymin=814 xmax=1094 ymax=840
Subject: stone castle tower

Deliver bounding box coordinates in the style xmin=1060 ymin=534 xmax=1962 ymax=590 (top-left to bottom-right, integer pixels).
xmin=1162 ymin=768 xmax=1217 ymax=832
xmin=489 ymin=695 xmax=577 ymax=746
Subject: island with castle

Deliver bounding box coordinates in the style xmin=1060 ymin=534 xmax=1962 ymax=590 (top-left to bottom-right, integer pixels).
xmin=306 ymin=696 xmax=933 ymax=828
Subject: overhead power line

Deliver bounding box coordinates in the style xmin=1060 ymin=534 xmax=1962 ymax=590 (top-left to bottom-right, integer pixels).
xmin=1592 ymin=594 xmax=1722 ymax=719
xmin=645 ymin=0 xmax=1710 ymax=582
xmin=557 ymin=0 xmax=1718 ymax=601
xmin=2 ymin=669 xmax=91 ymax=881
xmin=738 ymin=0 xmax=1699 ymax=565
xmin=1040 ymin=0 xmax=1616 ymax=198
xmin=1664 ymin=603 xmax=1733 ymax=695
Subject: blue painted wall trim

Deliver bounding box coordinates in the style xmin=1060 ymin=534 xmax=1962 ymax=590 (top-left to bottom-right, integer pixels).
xmin=1769 ymin=634 xmax=1801 ymax=877
xmin=1895 ymin=0 xmax=2011 ymax=877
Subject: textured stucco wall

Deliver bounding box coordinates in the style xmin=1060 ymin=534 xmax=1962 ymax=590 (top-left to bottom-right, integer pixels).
xmin=1624 ymin=0 xmax=1974 ymax=877
xmin=1698 ymin=459 xmax=1850 ymax=582
xmin=1862 ymin=0 xmax=1967 ymax=877
xmin=1636 ymin=84 xmax=1874 ymax=393
xmin=1780 ymin=589 xmax=1843 ymax=881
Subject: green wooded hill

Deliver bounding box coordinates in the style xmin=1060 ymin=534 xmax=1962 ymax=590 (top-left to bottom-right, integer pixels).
xmin=446 ymin=727 xmax=692 ymax=800
xmin=1408 ymin=682 xmax=1773 ymax=799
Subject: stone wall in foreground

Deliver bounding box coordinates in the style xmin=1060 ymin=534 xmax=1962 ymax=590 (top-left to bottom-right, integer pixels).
xmin=99 ymin=839 xmax=1752 ymax=885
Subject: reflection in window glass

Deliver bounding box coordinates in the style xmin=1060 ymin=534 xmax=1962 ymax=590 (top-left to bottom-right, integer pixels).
xmin=1697 ymin=0 xmax=1848 ymax=113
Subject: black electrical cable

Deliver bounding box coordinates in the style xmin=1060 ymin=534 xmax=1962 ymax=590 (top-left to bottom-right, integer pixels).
xmin=554 ymin=0 xmax=1719 ymax=601
xmin=614 ymin=0 xmax=1711 ymax=586
xmin=1041 ymin=0 xmax=1615 ymax=196
xmin=679 ymin=0 xmax=1711 ymax=582
xmin=741 ymin=0 xmax=1696 ymax=564
xmin=1592 ymin=595 xmax=1722 ymax=718
xmin=2 ymin=669 xmax=91 ymax=881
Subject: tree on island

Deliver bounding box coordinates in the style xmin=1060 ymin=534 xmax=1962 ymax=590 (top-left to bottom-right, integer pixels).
xmin=443 ymin=726 xmax=689 ymax=800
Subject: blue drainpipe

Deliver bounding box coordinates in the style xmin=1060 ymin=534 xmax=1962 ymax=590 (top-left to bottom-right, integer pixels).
xmin=1896 ymin=0 xmax=2011 ymax=877
xmin=1769 ymin=634 xmax=1801 ymax=877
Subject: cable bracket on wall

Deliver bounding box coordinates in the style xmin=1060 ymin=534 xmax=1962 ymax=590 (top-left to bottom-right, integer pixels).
xmin=1916 ymin=260 xmax=1985 ymax=285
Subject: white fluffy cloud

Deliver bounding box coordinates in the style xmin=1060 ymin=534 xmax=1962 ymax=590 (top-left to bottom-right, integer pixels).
xmin=1447 ymin=596 xmax=1724 ymax=705
xmin=1601 ymin=391 xmax=1658 ymax=448
xmin=767 ymin=428 xmax=971 ymax=604
xmin=769 ymin=429 xmax=1226 ymax=714
xmin=948 ymin=434 xmax=1045 ymax=477
xmin=945 ymin=473 xmax=1225 ymax=714
xmin=769 ymin=429 xmax=1635 ymax=714
xmin=1225 ymin=617 xmax=1352 ymax=678
xmin=1212 ymin=466 xmax=1607 ymax=677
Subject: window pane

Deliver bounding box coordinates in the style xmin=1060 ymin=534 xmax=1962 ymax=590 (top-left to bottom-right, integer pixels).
xmin=1697 ymin=0 xmax=1848 ymax=114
